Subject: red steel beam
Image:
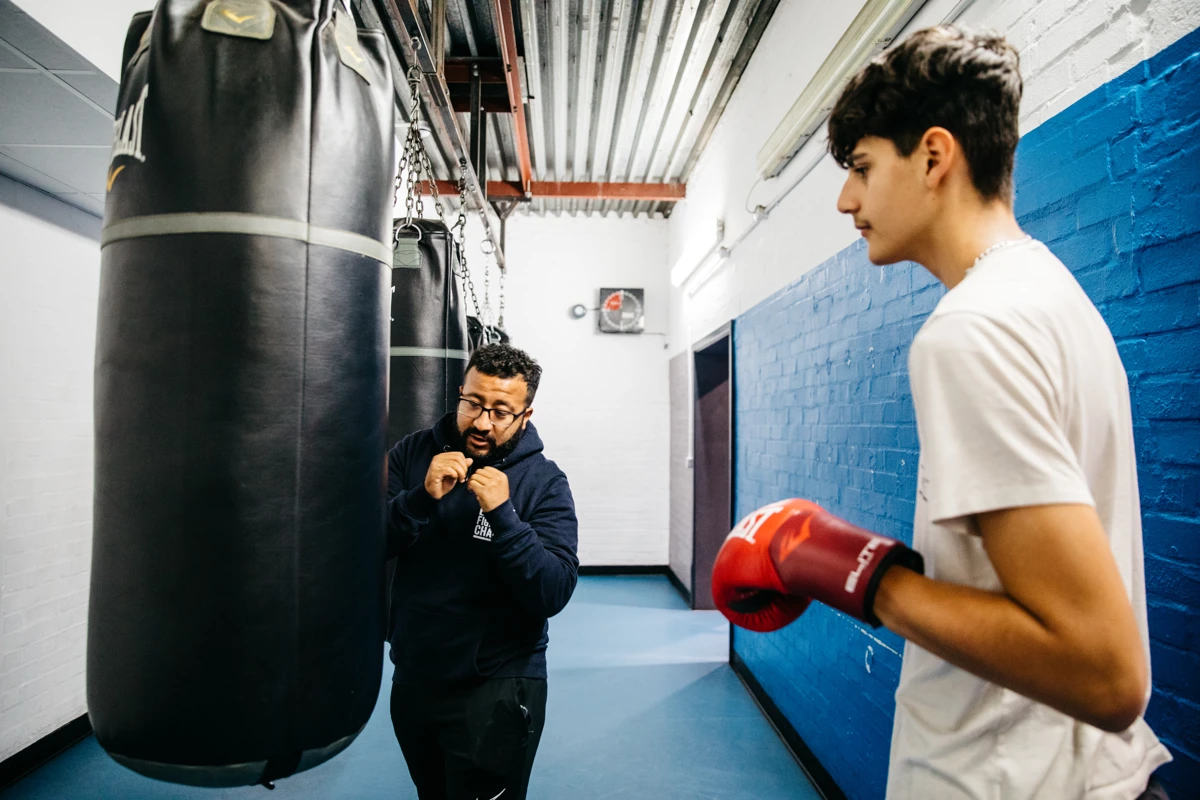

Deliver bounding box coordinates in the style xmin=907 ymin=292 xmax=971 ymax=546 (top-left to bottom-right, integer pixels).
xmin=530 ymin=181 xmax=687 ymax=200
xmin=492 ymin=0 xmax=533 ymax=195
xmin=423 ymin=180 xmax=687 ymax=201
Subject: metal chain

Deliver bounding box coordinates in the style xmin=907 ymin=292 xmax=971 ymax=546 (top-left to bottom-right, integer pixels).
xmin=448 ymin=162 xmax=486 ymax=326
xmin=498 ymin=263 xmax=506 ymax=331
xmin=483 ymin=249 xmax=491 ymax=329
xmin=393 ymin=69 xmax=492 ymax=326
xmin=392 ymin=70 xmax=419 ymax=243
xmin=475 ymin=209 xmax=499 ymax=336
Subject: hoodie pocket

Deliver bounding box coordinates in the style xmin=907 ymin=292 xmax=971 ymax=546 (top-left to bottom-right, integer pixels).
xmin=390 ymin=602 xmax=488 ymax=682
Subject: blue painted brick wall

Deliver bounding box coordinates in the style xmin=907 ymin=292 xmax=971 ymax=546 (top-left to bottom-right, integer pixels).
xmin=732 ymin=27 xmax=1200 ymax=800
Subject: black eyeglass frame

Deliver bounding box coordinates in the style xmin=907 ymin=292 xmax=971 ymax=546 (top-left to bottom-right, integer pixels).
xmin=457 ymin=396 xmax=529 ymax=427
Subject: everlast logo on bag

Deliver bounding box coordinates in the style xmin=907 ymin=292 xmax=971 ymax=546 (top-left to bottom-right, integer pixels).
xmin=108 ymin=84 xmax=148 ymax=189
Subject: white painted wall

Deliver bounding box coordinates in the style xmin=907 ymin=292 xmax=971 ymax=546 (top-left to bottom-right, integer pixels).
xmin=393 ymin=191 xmax=674 ymax=567
xmin=668 ymin=352 xmax=693 ymax=591
xmin=495 ymin=213 xmax=672 ymax=567
xmin=668 ymin=0 xmax=1200 ymax=358
xmin=0 ymin=177 xmax=99 ymax=761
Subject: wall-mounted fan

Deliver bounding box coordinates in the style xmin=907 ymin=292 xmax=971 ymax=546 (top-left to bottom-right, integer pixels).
xmin=597 ymin=288 xmax=645 ymax=334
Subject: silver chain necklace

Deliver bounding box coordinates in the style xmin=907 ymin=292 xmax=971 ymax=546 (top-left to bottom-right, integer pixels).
xmin=971 ymin=235 xmax=1032 ymax=271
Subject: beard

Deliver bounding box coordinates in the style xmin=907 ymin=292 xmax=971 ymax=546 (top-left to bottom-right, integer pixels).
xmin=455 ymin=423 xmax=526 ymax=466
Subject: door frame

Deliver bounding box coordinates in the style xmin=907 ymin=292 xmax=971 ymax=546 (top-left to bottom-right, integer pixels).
xmin=690 ymin=321 xmax=734 ymax=610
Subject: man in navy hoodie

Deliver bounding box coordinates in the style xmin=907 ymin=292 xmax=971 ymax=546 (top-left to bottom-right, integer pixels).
xmin=385 ymin=343 xmax=578 ymax=800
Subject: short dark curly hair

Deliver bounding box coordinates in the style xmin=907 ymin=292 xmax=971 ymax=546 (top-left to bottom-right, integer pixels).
xmin=465 ymin=344 xmax=542 ymax=404
xmin=828 ymin=25 xmax=1022 ymax=201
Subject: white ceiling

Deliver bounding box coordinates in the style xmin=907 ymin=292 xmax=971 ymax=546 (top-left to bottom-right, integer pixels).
xmin=0 ymin=0 xmax=117 ymax=218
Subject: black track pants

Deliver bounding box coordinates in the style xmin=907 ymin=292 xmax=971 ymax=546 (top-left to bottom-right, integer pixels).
xmin=391 ymin=677 xmax=547 ymax=800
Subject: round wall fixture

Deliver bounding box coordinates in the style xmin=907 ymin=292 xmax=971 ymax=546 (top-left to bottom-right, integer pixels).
xmin=569 ymin=303 xmax=589 ymax=319
xmin=597 ymin=288 xmax=645 ymax=334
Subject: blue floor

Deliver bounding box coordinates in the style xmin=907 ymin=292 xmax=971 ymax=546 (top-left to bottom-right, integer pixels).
xmin=2 ymin=576 xmax=819 ymax=799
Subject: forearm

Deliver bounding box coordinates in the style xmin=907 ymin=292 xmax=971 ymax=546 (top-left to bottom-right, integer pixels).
xmin=874 ymin=567 xmax=1144 ymax=732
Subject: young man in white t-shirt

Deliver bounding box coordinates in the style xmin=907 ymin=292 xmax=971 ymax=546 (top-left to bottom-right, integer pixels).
xmin=709 ymin=26 xmax=1172 ymax=799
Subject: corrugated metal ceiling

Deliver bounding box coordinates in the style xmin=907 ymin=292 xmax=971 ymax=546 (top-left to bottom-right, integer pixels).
xmin=0 ymin=0 xmax=782 ymax=223
xmin=389 ymin=0 xmax=782 ymax=218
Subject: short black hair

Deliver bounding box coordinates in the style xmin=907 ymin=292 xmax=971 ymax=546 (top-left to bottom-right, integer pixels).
xmin=465 ymin=343 xmax=542 ymax=405
xmin=828 ymin=25 xmax=1022 ymax=201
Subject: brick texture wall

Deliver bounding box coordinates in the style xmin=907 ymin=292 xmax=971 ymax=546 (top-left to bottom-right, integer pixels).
xmin=731 ymin=27 xmax=1200 ymax=800
xmin=502 ymin=214 xmax=672 ymax=567
xmin=0 ymin=177 xmax=99 ymax=761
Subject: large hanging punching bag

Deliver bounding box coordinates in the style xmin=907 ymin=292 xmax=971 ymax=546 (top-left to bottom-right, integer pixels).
xmin=89 ymin=0 xmax=393 ymax=787
xmin=388 ymin=218 xmax=469 ymax=446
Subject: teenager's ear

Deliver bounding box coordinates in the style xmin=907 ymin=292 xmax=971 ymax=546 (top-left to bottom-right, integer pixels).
xmin=920 ymin=127 xmax=957 ymax=189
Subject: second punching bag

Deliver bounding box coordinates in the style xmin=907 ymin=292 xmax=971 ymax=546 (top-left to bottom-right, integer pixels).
xmin=467 ymin=315 xmax=511 ymax=350
xmin=388 ymin=219 xmax=469 ymax=446
xmin=89 ymin=0 xmax=393 ymax=787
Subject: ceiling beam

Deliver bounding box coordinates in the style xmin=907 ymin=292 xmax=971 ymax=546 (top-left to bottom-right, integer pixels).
xmin=491 ymin=0 xmax=534 ymax=195
xmin=424 ymin=180 xmax=687 ymax=201
xmin=444 ymin=58 xmax=507 ymax=84
xmin=468 ymin=64 xmax=488 ymax=202
xmin=450 ymin=94 xmax=511 ymax=113
xmin=374 ymin=0 xmax=506 ymax=271
xmin=430 ymin=0 xmax=446 ymax=74
xmin=529 ymin=181 xmax=687 ymax=201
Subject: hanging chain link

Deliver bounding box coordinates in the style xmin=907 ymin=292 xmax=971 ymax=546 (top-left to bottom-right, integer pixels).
xmin=392 ymin=70 xmax=418 ymax=243
xmin=497 ymin=262 xmax=506 ymax=331
xmin=455 ymin=170 xmax=475 ymax=318
xmin=393 ymin=68 xmax=493 ymax=327
xmin=482 ymin=248 xmax=491 ymax=330
xmin=448 ymin=161 xmax=485 ymax=327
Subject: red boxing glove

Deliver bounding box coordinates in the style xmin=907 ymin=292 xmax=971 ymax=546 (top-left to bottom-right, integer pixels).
xmin=711 ymin=499 xmax=924 ymax=632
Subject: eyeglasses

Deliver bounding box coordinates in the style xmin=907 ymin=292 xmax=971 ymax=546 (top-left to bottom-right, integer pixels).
xmin=457 ymin=397 xmax=526 ymax=426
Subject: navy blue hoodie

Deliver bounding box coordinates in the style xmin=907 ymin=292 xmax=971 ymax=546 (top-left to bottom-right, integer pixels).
xmin=385 ymin=413 xmax=579 ymax=684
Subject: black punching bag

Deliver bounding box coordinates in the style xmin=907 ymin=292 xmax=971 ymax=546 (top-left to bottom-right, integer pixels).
xmin=89 ymin=0 xmax=393 ymax=787
xmin=388 ymin=219 xmax=469 ymax=445
xmin=467 ymin=315 xmax=511 ymax=350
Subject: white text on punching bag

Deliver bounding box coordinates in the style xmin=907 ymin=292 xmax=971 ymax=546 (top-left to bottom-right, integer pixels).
xmin=111 ymin=84 xmax=148 ymax=163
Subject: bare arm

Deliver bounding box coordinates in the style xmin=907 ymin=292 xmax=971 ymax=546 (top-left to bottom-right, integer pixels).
xmin=874 ymin=503 xmax=1147 ymax=732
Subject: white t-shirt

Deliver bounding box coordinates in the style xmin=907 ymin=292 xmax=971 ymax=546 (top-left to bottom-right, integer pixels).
xmin=886 ymin=240 xmax=1172 ymax=800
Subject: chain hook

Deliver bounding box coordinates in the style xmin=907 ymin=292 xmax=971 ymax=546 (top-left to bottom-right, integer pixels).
xmin=388 ymin=73 xmax=493 ymax=329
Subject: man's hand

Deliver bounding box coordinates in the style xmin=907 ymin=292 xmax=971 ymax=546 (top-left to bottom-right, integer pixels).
xmin=424 ymin=452 xmax=473 ymax=500
xmin=467 ymin=467 xmax=509 ymax=512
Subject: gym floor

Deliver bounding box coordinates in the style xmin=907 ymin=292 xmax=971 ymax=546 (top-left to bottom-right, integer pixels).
xmin=0 ymin=576 xmax=820 ymax=800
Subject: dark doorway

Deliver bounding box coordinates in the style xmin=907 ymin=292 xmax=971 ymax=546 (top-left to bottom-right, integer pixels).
xmin=691 ymin=323 xmax=733 ymax=611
